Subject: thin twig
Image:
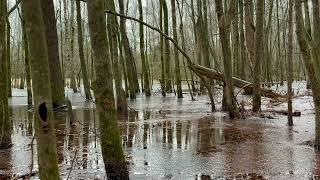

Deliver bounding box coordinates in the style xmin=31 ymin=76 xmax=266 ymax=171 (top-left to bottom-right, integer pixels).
xmin=66 ymin=149 xmax=78 ymax=180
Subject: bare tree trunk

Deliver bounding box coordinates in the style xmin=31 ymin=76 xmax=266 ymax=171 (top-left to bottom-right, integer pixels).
xmin=87 ymin=0 xmax=129 ymax=178
xmin=0 ymin=0 xmax=11 ymax=149
xmin=252 ymin=0 xmax=264 ymax=112
xmin=215 ymin=0 xmax=239 ymax=118
xmin=69 ymin=0 xmax=78 ymax=93
xmin=287 ymin=0 xmax=293 ymax=126
xmin=41 ymin=0 xmax=66 ymax=106
xmin=76 ymin=0 xmax=92 ymax=100
xmin=161 ymin=0 xmax=172 ymax=93
xmin=295 ymin=0 xmax=320 ymax=146
xmin=6 ymin=16 xmax=11 ymax=97
xmin=18 ymin=5 xmax=32 ymax=106
xmin=171 ymin=0 xmax=183 ymax=98
xmin=244 ymin=0 xmax=255 ymax=77
xmin=22 ymin=0 xmax=59 ymax=177
xmin=138 ymin=0 xmax=151 ymax=96
xmin=159 ymin=0 xmax=166 ymax=96
xmin=106 ymin=0 xmax=127 ymax=112
xmin=119 ymin=0 xmax=137 ymax=99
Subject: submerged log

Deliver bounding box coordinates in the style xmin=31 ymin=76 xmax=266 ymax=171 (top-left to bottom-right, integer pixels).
xmin=191 ymin=64 xmax=286 ymax=100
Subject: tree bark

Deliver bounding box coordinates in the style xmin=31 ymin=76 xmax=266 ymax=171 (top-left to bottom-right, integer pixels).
xmin=106 ymin=0 xmax=128 ymax=112
xmin=22 ymin=0 xmax=59 ymax=178
xmin=161 ymin=0 xmax=172 ymax=92
xmin=252 ymin=0 xmax=264 ymax=112
xmin=87 ymin=0 xmax=129 ymax=178
xmin=171 ymin=0 xmax=183 ymax=98
xmin=295 ymin=0 xmax=320 ymax=146
xmin=215 ymin=0 xmax=239 ymax=118
xmin=138 ymin=0 xmax=151 ymax=96
xmin=287 ymin=0 xmax=294 ymax=126
xmin=76 ymin=0 xmax=92 ymax=100
xmin=41 ymin=0 xmax=65 ymax=106
xmin=0 ymin=0 xmax=11 ymax=149
xmin=119 ymin=0 xmax=137 ymax=99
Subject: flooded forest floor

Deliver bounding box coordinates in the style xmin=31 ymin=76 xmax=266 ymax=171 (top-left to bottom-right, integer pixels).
xmin=0 ymin=81 xmax=319 ymax=179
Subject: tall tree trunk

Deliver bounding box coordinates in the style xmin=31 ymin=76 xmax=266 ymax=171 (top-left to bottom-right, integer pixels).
xmin=304 ymin=0 xmax=312 ymax=89
xmin=161 ymin=0 xmax=172 ymax=93
xmin=215 ymin=0 xmax=239 ymax=118
xmin=76 ymin=0 xmax=92 ymax=100
xmin=138 ymin=0 xmax=151 ymax=96
xmin=252 ymin=0 xmax=264 ymax=112
xmin=6 ymin=16 xmax=11 ymax=97
xmin=119 ymin=0 xmax=137 ymax=99
xmin=287 ymin=0 xmax=293 ymax=126
xmin=295 ymin=0 xmax=320 ymax=146
xmin=0 ymin=0 xmax=11 ymax=149
xmin=171 ymin=0 xmax=183 ymax=98
xmin=244 ymin=0 xmax=255 ymax=77
xmin=159 ymin=0 xmax=166 ymax=96
xmin=41 ymin=0 xmax=65 ymax=107
xmin=106 ymin=0 xmax=128 ymax=112
xmin=21 ymin=0 xmax=59 ymax=178
xmin=18 ymin=5 xmax=33 ymax=106
xmin=69 ymin=0 xmax=78 ymax=93
xmin=239 ymin=0 xmax=246 ymax=80
xmin=87 ymin=0 xmax=129 ymax=178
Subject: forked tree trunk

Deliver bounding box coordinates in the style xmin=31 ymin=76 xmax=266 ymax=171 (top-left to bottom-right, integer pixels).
xmin=22 ymin=0 xmax=59 ymax=178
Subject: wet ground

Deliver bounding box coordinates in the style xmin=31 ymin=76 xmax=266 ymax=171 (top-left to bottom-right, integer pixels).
xmin=1 ymin=82 xmax=320 ymax=179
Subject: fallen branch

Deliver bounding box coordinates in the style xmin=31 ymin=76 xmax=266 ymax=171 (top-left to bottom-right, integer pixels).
xmin=264 ymin=110 xmax=301 ymax=117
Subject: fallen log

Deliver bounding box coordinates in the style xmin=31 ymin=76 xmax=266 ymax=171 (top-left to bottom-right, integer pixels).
xmin=191 ymin=64 xmax=286 ymax=100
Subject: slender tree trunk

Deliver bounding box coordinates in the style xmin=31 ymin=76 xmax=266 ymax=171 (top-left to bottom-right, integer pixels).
xmin=87 ymin=0 xmax=129 ymax=178
xmin=171 ymin=0 xmax=183 ymax=98
xmin=22 ymin=0 xmax=59 ymax=178
xmin=138 ymin=0 xmax=151 ymax=96
xmin=244 ymin=0 xmax=255 ymax=77
xmin=252 ymin=0 xmax=264 ymax=112
xmin=76 ymin=0 xmax=92 ymax=100
xmin=239 ymin=0 xmax=246 ymax=80
xmin=106 ymin=0 xmax=128 ymax=112
xmin=287 ymin=0 xmax=293 ymax=126
xmin=161 ymin=0 xmax=172 ymax=93
xmin=6 ymin=16 xmax=11 ymax=97
xmin=304 ymin=0 xmax=312 ymax=89
xmin=41 ymin=0 xmax=66 ymax=106
xmin=69 ymin=0 xmax=78 ymax=93
xmin=19 ymin=5 xmax=33 ymax=106
xmin=119 ymin=0 xmax=137 ymax=99
xmin=159 ymin=0 xmax=166 ymax=96
xmin=0 ymin=0 xmax=11 ymax=149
